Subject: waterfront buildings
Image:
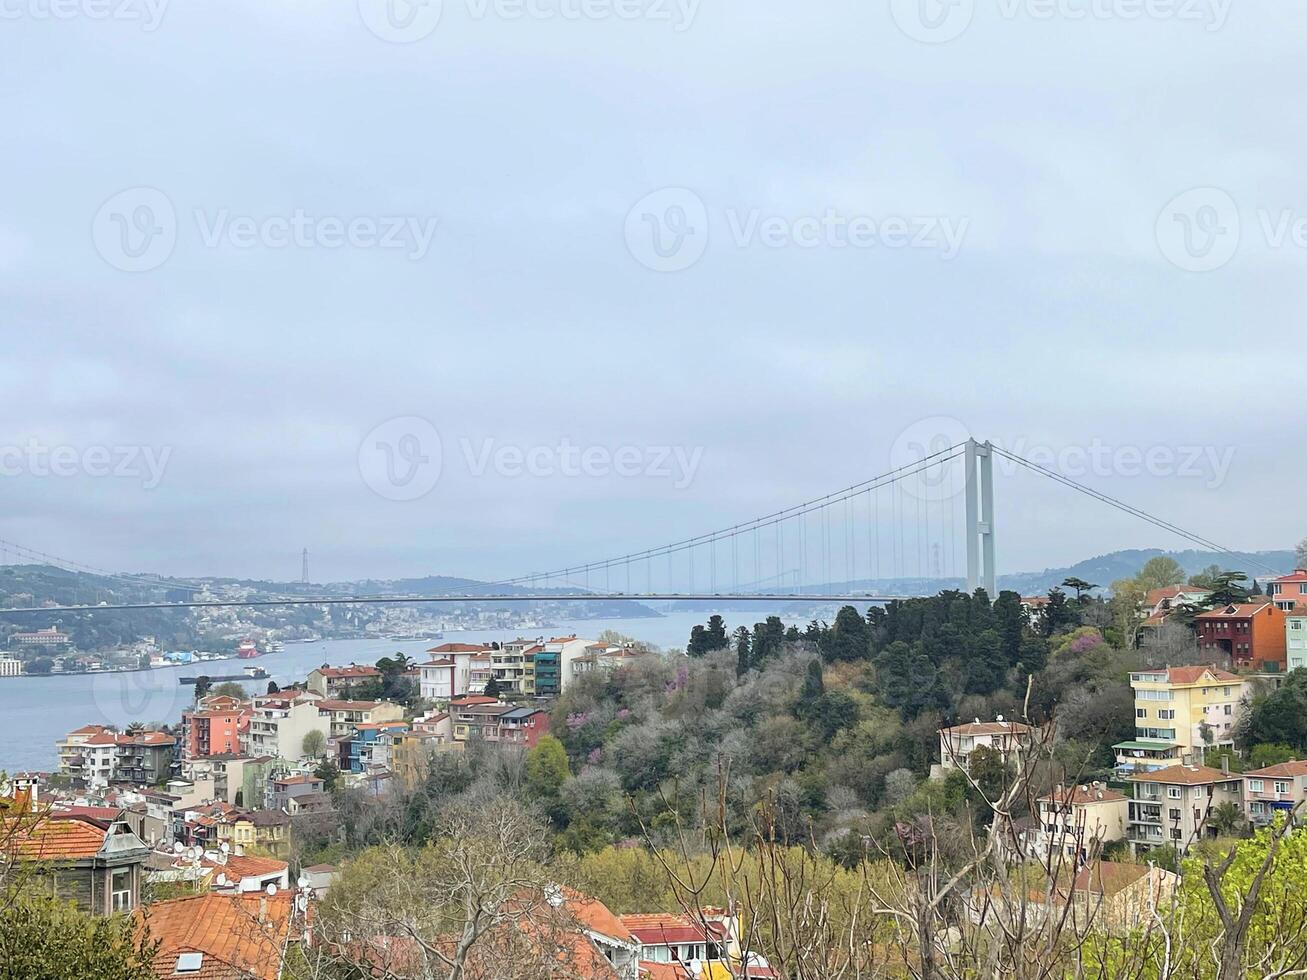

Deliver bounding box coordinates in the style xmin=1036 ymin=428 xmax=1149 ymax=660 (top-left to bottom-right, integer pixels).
xmin=0 ymin=655 xmax=23 ymax=676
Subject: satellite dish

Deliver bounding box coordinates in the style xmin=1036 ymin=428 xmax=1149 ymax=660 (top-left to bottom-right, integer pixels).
xmin=215 ymin=873 xmax=227 ymax=887
xmin=188 ymin=847 xmax=200 ymax=860
xmin=173 ymin=842 xmax=185 ymax=854
xmin=220 ymin=841 xmax=230 ymax=853
xmin=265 ymin=883 xmax=278 ymax=896
xmin=297 ymin=875 xmax=309 ymax=889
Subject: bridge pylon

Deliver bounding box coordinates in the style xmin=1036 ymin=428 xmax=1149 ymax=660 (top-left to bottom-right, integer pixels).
xmin=964 ymin=438 xmax=997 ymax=596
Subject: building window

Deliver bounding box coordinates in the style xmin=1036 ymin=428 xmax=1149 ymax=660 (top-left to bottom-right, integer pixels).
xmin=1276 ymin=781 xmax=1290 ymax=794
xmin=1167 ymin=787 xmax=1182 ymax=799
xmin=1171 ymin=829 xmax=1182 ymax=840
xmin=1169 ymin=808 xmax=1181 ymax=820
xmin=1250 ymin=779 xmax=1264 ymax=792
xmin=1136 ymin=708 xmax=1147 ymax=719
xmin=111 ymin=869 xmax=133 ymax=912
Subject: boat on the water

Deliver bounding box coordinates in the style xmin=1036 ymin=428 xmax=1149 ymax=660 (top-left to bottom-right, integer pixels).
xmin=179 ymin=665 xmax=269 ymax=685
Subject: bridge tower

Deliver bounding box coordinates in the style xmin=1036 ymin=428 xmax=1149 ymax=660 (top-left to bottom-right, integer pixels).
xmin=964 ymin=439 xmax=997 ymax=596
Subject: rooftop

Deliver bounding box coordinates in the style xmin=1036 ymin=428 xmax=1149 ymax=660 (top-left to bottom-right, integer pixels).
xmin=1128 ymin=764 xmax=1238 ymax=786
xmin=137 ymin=893 xmax=294 ymax=980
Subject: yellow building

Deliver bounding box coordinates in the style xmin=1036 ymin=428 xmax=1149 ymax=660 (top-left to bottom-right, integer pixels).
xmin=1114 ymin=666 xmax=1246 ymax=772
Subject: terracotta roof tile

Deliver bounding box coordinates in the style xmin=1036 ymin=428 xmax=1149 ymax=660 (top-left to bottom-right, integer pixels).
xmin=138 ymin=893 xmax=293 ymax=980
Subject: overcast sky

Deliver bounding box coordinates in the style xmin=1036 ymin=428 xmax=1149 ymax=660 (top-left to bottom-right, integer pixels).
xmin=1 ymin=0 xmax=1304 ymax=585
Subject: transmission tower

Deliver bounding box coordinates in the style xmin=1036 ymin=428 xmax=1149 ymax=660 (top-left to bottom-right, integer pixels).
xmin=301 ymin=548 xmax=309 ymax=584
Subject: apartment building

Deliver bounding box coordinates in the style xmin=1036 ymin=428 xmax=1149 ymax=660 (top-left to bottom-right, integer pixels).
xmin=938 ymin=718 xmax=1031 ymax=773
xmin=1195 ymin=602 xmax=1287 ymax=672
xmin=1243 ymin=759 xmax=1307 ymax=826
xmin=306 ymin=663 xmax=382 ymax=697
xmin=1269 ymin=570 xmax=1307 ymax=612
xmin=418 ymin=643 xmax=493 ymax=701
xmin=1114 ymin=666 xmax=1245 ymax=772
xmin=57 ymin=725 xmax=119 ymax=788
xmin=114 ymin=731 xmax=176 ymax=786
xmin=56 ymin=725 xmax=175 ymax=789
xmin=0 ymin=656 xmax=23 ymax=676
xmin=244 ymin=698 xmax=330 ymax=761
xmin=315 ymin=698 xmax=403 ymax=738
xmin=491 ymin=639 xmax=542 ymax=695
xmin=182 ymin=707 xmax=247 ymax=759
xmin=1127 ymin=764 xmax=1243 ymax=854
xmin=1028 ymin=782 xmax=1128 ymax=860
xmin=1287 ymin=610 xmax=1307 ymax=671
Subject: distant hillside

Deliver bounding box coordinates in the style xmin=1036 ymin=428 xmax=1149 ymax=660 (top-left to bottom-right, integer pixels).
xmin=665 ymin=548 xmax=1296 ymax=611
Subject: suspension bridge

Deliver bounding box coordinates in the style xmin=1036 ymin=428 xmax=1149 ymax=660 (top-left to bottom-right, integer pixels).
xmin=0 ymin=439 xmax=1275 ymax=616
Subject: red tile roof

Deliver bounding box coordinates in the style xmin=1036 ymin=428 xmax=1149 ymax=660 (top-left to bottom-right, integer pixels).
xmin=1244 ymin=759 xmax=1307 ymax=778
xmin=942 ymin=720 xmax=1031 ymax=737
xmin=1155 ymin=666 xmax=1241 ymax=684
xmin=315 ymin=665 xmax=381 ymax=679
xmin=199 ymin=854 xmax=288 ymax=882
xmin=7 ymin=813 xmax=109 ymax=860
xmin=1195 ymin=603 xmax=1277 ymax=619
xmin=1070 ymin=861 xmax=1152 ymax=897
xmin=1128 ymin=764 xmax=1237 ymax=786
xmin=427 ymin=643 xmax=492 ymax=654
xmin=138 ymin=893 xmax=294 ymax=980
xmin=620 ymin=913 xmax=729 ymax=946
xmin=560 ymin=886 xmax=634 ymax=944
xmin=1039 ymin=784 xmax=1127 ymax=806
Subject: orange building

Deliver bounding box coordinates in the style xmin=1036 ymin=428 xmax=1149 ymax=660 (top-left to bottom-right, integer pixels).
xmin=1195 ymin=602 xmax=1287 ymax=672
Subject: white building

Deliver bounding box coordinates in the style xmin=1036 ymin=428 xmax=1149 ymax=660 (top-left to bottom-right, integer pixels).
xmin=0 ymin=656 xmax=23 ymax=677
xmin=245 ymin=698 xmax=330 ymax=760
xmin=1288 ymin=611 xmax=1307 ymax=671
xmin=938 ymin=718 xmax=1032 ymax=773
xmin=419 ymin=643 xmax=491 ymax=701
xmin=1028 ymin=783 xmax=1129 ymax=860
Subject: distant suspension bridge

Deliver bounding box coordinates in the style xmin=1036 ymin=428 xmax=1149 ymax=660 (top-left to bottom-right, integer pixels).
xmin=0 ymin=440 xmax=1276 ymax=616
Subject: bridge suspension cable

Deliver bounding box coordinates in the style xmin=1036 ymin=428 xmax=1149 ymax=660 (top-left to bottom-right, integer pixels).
xmin=992 ymin=446 xmax=1282 ymax=576
xmin=494 ymin=442 xmax=968 ymax=590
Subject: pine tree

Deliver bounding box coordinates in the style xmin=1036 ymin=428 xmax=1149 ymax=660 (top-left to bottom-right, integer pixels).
xmin=733 ymin=626 xmax=751 ymax=677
